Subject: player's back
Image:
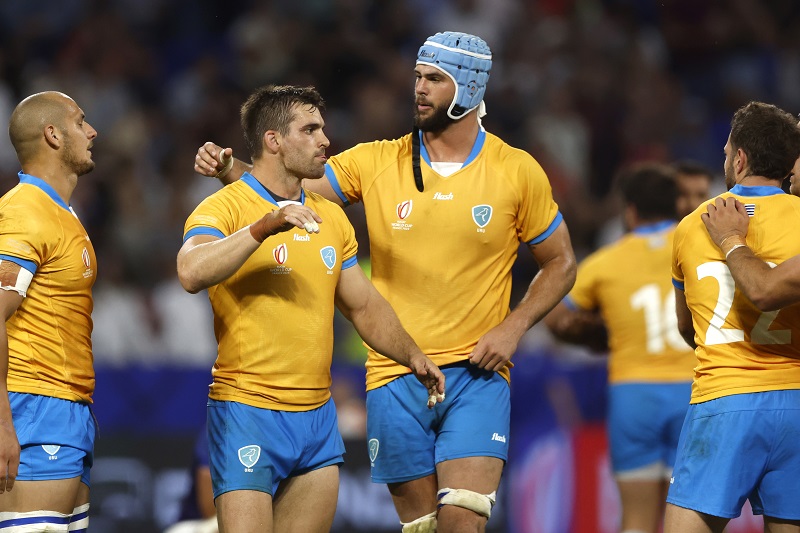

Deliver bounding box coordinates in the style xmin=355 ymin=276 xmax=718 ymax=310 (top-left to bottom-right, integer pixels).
xmin=570 ymin=223 xmax=695 ymax=383
xmin=672 ymin=185 xmax=800 ymax=403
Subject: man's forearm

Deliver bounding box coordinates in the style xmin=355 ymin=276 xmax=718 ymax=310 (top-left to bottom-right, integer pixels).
xmin=349 ymin=292 xmax=422 ymax=368
xmin=177 ymin=228 xmax=261 ymax=293
xmin=507 ymin=256 xmax=577 ymax=338
xmin=726 ymin=247 xmax=800 ymax=311
xmin=220 ymin=158 xmax=252 ymax=186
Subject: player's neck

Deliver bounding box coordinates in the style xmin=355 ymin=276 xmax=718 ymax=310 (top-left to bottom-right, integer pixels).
xmin=421 ymin=114 xmax=480 ymax=163
xmin=250 ymin=162 xmax=302 ymax=201
xmin=735 ymin=174 xmax=779 ymax=188
xmin=21 ymin=161 xmax=77 ymax=205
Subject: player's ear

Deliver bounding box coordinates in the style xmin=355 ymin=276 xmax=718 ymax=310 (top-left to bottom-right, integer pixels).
xmin=263 ymin=130 xmax=281 ymax=154
xmin=44 ymin=124 xmax=61 ymax=149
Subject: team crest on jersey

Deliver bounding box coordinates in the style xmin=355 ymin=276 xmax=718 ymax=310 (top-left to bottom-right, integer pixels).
xmin=320 ymin=246 xmax=336 ymax=271
xmin=472 ymin=205 xmax=493 ymax=229
xmin=392 ymin=200 xmax=414 ymax=231
xmin=238 ymin=445 xmax=261 ymax=470
xmin=368 ymin=438 xmax=379 ymax=465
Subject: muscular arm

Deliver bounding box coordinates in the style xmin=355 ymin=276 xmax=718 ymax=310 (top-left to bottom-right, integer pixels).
xmin=194 ymin=143 xmax=344 ymax=205
xmin=335 ymin=265 xmax=445 ymax=402
xmin=702 ymin=197 xmax=800 ymax=311
xmin=470 ymin=221 xmax=578 ymax=371
xmin=177 ymin=205 xmax=322 ymax=293
xmin=674 ymin=287 xmax=696 ymax=349
xmin=0 ymin=287 xmax=24 ymax=493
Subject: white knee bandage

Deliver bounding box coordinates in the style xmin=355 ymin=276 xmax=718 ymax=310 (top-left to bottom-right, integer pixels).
xmin=400 ymin=511 xmax=437 ymax=533
xmin=69 ymin=503 xmax=89 ymax=532
xmin=0 ymin=510 xmax=70 ymax=531
xmin=437 ymin=488 xmax=496 ymax=518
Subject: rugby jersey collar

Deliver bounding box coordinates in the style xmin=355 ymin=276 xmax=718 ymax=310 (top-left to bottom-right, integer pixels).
xmin=18 ymin=172 xmax=70 ymax=211
xmin=729 ymin=184 xmax=785 ymax=197
xmin=418 ymin=127 xmax=486 ymax=169
xmin=241 ymin=171 xmax=305 ymax=206
xmin=632 ymin=220 xmax=675 ymax=235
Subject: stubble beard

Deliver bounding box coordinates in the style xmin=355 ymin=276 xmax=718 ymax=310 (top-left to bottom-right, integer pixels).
xmin=63 ymin=137 xmax=95 ymax=176
xmin=413 ymin=102 xmax=456 ymax=134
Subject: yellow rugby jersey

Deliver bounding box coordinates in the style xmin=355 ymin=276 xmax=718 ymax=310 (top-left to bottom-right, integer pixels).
xmin=672 ymin=184 xmax=800 ymax=403
xmin=184 ymin=172 xmax=358 ymax=411
xmin=567 ymin=222 xmax=695 ymax=384
xmin=325 ymin=129 xmax=562 ymax=390
xmin=0 ymin=173 xmax=96 ymax=402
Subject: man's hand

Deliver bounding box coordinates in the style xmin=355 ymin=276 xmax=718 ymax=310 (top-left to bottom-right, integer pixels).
xmin=195 ymin=142 xmax=232 ymax=178
xmin=0 ymin=417 xmax=19 ymax=493
xmin=250 ymin=204 xmax=323 ymax=243
xmin=468 ymin=321 xmax=523 ymax=372
xmin=408 ymin=355 xmax=446 ymax=408
xmin=701 ymin=197 xmax=750 ymax=254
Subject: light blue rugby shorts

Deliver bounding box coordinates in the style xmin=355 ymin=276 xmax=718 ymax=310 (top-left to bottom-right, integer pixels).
xmin=207 ymin=398 xmax=345 ymax=499
xmin=10 ymin=392 xmax=95 ymax=486
xmin=607 ymin=382 xmax=691 ymax=474
xmin=667 ymin=389 xmax=800 ymax=520
xmin=366 ymin=360 xmax=510 ymax=484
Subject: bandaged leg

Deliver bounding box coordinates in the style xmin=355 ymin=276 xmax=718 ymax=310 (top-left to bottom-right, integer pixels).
xmin=437 ymin=488 xmax=496 ymax=518
xmin=0 ymin=510 xmax=70 ymax=531
xmin=400 ymin=510 xmax=437 ymax=533
xmin=68 ymin=503 xmax=89 ymax=532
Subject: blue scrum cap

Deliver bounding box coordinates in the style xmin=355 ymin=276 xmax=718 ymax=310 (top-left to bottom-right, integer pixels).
xmin=416 ymin=31 xmax=492 ymax=120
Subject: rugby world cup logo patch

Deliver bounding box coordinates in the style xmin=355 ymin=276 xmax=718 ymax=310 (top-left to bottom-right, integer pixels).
xmin=396 ymin=200 xmax=413 ymax=220
xmin=320 ymin=246 xmax=336 ymax=270
xmin=368 ymin=438 xmax=380 ymax=465
xmin=273 ymin=243 xmax=288 ymax=265
xmin=472 ymin=205 xmax=493 ymax=228
xmin=238 ymin=445 xmax=261 ymax=469
xmin=81 ymin=248 xmax=90 ymax=268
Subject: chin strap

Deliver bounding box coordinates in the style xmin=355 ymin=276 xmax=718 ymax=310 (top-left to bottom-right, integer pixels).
xmin=412 ymin=125 xmax=424 ymax=192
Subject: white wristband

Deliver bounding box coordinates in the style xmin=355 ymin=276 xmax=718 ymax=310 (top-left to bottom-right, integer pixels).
xmin=725 ymin=243 xmax=747 ymax=259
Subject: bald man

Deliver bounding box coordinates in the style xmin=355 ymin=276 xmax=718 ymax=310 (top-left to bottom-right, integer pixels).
xmin=0 ymin=92 xmax=97 ymax=531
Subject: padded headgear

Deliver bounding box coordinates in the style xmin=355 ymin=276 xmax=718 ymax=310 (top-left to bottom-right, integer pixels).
xmin=416 ymin=31 xmax=492 ymax=120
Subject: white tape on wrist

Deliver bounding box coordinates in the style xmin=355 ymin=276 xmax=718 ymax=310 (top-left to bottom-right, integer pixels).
xmin=214 ymin=154 xmax=233 ymax=179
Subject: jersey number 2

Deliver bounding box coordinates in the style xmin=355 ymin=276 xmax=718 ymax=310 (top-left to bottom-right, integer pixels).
xmin=697 ymin=261 xmax=790 ymax=346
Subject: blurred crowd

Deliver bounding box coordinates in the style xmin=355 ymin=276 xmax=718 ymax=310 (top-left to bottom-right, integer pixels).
xmin=1 ymin=0 xmax=799 ymax=367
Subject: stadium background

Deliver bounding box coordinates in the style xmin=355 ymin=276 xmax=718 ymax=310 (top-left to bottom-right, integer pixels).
xmin=1 ymin=0 xmax=797 ymax=530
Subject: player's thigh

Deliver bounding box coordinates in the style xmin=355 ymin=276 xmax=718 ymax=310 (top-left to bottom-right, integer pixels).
xmin=436 ymin=456 xmax=504 ymax=495
xmin=0 ymin=477 xmax=84 ymax=514
xmin=763 ymin=517 xmax=800 ymax=533
xmin=272 ymin=464 xmax=339 ymax=533
xmin=387 ymin=474 xmax=439 ymax=522
xmin=664 ymin=503 xmax=729 ymax=533
xmin=616 ymin=479 xmax=666 ymax=533
xmin=216 ymin=489 xmax=272 ymax=533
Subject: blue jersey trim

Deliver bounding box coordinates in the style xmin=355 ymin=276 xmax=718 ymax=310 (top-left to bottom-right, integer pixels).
xmin=728 ymin=184 xmax=785 ymax=197
xmin=18 ymin=172 xmax=70 ymax=211
xmin=342 ymin=255 xmax=358 ymax=270
xmin=632 ymin=220 xmax=676 ymax=235
xmin=672 ymin=278 xmax=684 ymax=291
xmin=183 ymin=227 xmax=226 ymax=243
xmin=241 ymin=172 xmax=306 ymax=205
xmin=563 ymin=295 xmax=583 ymax=311
xmin=419 ymin=128 xmax=486 ymax=169
xmin=325 ymin=165 xmax=349 ymax=206
xmin=527 ymin=211 xmax=564 ymax=245
xmin=0 ymin=254 xmax=37 ymax=275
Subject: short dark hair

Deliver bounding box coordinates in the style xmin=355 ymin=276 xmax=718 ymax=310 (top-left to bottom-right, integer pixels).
xmin=615 ymin=163 xmax=678 ymax=221
xmin=729 ymin=101 xmax=800 ymax=182
xmin=672 ymin=159 xmax=713 ymax=181
xmin=240 ymin=85 xmax=325 ymax=160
